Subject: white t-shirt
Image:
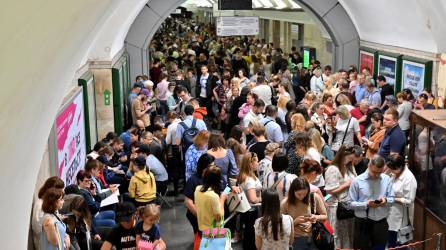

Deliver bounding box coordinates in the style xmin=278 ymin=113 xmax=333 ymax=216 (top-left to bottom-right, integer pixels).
xmin=331 ymin=117 xmax=360 ymax=151
xmin=240 ymin=176 xmax=262 ymax=206
xmin=252 ymin=85 xmax=272 ymax=106
xmin=305 ymin=148 xmax=325 ymax=187
xmin=243 ymin=110 xmax=263 ymax=128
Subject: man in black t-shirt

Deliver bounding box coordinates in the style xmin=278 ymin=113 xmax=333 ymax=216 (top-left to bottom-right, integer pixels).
xmin=351 ymin=145 xmax=369 ymax=175
xmin=377 ymin=75 xmax=394 ymax=109
xmin=101 ymin=202 xmax=137 ymax=250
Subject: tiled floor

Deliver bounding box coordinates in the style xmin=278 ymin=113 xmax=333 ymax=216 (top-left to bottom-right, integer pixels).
xmin=159 ymin=194 xmax=242 ymax=250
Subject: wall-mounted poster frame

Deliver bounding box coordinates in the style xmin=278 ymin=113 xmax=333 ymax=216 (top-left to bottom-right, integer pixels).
xmin=78 ymin=72 xmax=98 ymax=152
xmin=401 ymin=56 xmax=433 ymax=98
xmin=48 ymin=87 xmax=86 ymax=185
xmin=359 ymin=47 xmax=378 ymax=76
xmin=377 ymin=51 xmax=402 ymax=92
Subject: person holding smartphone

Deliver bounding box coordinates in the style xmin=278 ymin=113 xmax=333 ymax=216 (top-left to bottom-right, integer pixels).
xmin=348 ymin=155 xmax=395 ymax=250
xmin=363 ymin=112 xmax=386 ymax=160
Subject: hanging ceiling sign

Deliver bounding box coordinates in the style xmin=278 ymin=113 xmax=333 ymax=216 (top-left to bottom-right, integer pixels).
xmin=216 ymin=16 xmax=259 ymax=36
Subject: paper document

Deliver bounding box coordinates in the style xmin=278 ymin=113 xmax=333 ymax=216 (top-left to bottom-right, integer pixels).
xmin=100 ymin=186 xmax=120 ymax=207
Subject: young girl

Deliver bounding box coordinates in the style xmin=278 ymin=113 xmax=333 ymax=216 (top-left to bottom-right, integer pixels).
xmin=136 ymin=204 xmax=162 ymax=250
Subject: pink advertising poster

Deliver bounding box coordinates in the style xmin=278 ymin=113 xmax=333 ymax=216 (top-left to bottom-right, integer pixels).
xmin=360 ymin=51 xmax=375 ymax=75
xmin=55 ymin=90 xmax=86 ymax=185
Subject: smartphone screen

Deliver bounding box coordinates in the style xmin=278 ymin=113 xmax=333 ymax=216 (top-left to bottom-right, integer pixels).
xmin=223 ymin=186 xmax=231 ymax=194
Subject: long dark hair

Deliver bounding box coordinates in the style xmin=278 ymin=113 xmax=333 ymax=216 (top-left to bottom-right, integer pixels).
xmin=287 ymin=177 xmax=310 ymax=205
xmin=261 ymin=189 xmax=283 ymax=241
xmin=200 ymin=166 xmax=222 ymax=195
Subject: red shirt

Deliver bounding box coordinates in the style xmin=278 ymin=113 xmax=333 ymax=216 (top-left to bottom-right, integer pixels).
xmin=350 ymin=107 xmax=366 ymax=136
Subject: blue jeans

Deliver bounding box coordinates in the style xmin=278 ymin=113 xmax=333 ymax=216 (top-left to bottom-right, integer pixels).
xmin=293 ymin=236 xmax=317 ymax=250
xmin=94 ymin=210 xmax=116 ymax=227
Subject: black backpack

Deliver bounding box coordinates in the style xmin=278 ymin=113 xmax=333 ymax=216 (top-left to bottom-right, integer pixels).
xmin=179 ymin=119 xmax=199 ymax=151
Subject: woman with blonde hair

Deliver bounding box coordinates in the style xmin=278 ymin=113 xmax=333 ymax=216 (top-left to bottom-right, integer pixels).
xmin=308 ymin=128 xmax=334 ymax=167
xmin=331 ymin=105 xmax=361 ymax=152
xmin=283 ymin=113 xmax=307 ymax=174
xmin=323 ymin=77 xmax=339 ymax=97
xmin=302 ymin=91 xmax=317 ymax=109
xmin=336 ymin=94 xmax=354 ymax=111
xmin=237 ymin=152 xmax=262 ymax=250
xmin=277 ymin=96 xmax=290 ymax=124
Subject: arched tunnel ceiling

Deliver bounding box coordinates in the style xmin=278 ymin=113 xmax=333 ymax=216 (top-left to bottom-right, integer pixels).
xmin=0 ymin=0 xmax=445 ymax=249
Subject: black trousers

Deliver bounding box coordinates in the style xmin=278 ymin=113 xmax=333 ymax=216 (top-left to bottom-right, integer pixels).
xmin=241 ymin=209 xmax=259 ymax=250
xmin=166 ymin=145 xmax=182 ymax=194
xmin=353 ymin=217 xmax=388 ymax=250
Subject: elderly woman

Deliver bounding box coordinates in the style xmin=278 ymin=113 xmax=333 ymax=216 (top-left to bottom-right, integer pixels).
xmin=350 ymin=99 xmax=369 ymax=136
xmin=331 ymin=105 xmax=362 ymax=152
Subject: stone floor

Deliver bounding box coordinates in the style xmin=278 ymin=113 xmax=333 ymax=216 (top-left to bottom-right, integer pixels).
xmin=159 ymin=194 xmax=243 ymax=250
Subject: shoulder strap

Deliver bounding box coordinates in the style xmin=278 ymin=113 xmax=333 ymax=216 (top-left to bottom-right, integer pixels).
xmin=310 ymin=192 xmax=315 ymax=214
xmin=179 ymin=121 xmax=189 ymax=130
xmin=264 ymin=120 xmax=273 ymax=127
xmin=191 ymin=118 xmax=197 ymax=129
xmin=341 ymin=118 xmax=352 ymax=145
xmin=271 ymin=172 xmax=287 ymax=190
xmin=403 ymin=205 xmax=412 ymax=227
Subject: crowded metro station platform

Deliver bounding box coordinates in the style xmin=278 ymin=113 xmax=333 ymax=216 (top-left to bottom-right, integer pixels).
xmin=2 ymin=1 xmax=446 ymax=250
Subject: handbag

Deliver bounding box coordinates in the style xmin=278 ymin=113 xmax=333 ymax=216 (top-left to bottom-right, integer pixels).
xmin=226 ymin=191 xmax=251 ymax=213
xmin=199 ymin=220 xmax=232 ymax=250
xmin=310 ymin=193 xmax=335 ymax=249
xmin=397 ymin=206 xmax=414 ymax=244
xmin=336 ymin=201 xmax=355 ymax=220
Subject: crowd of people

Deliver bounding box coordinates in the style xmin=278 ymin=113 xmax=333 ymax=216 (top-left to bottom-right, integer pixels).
xmin=32 ymin=16 xmax=446 ymax=250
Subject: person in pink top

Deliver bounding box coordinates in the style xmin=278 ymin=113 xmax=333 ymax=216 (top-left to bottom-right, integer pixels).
xmin=348 ymin=72 xmax=358 ymax=94
xmin=156 ymin=72 xmax=169 ymax=119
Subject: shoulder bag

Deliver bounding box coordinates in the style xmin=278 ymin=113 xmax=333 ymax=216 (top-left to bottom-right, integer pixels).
xmin=310 ymin=193 xmax=335 ymax=249
xmin=397 ymin=205 xmax=414 ymax=244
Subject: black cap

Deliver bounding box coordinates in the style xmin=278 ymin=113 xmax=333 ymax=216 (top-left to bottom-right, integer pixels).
xmin=132 ymin=155 xmax=146 ymax=167
xmin=116 ymin=202 xmax=136 ymax=222
xmin=136 ymin=144 xmax=150 ymax=155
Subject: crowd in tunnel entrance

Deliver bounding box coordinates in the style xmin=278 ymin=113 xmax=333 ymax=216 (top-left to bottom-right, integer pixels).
xmin=31 ymin=13 xmax=446 ymax=250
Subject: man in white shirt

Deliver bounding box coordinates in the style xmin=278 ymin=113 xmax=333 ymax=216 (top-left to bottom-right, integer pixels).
xmin=243 ymin=99 xmax=265 ymax=143
xmin=251 ymin=76 xmax=272 ymax=106
xmin=385 ymin=154 xmax=417 ymax=248
xmin=322 ymin=65 xmax=332 ymax=81
xmin=310 ymin=68 xmax=324 ymax=95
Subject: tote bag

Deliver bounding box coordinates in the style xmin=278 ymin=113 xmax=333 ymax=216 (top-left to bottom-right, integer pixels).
xmin=199 ymin=220 xmax=232 ymax=250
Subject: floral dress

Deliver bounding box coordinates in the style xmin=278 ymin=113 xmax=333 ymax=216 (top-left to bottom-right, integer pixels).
xmin=324 ymin=165 xmax=357 ymax=249
xmin=284 ymin=131 xmax=304 ymax=175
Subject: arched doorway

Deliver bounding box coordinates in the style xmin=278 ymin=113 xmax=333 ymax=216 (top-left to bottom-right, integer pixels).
xmin=125 ymin=0 xmax=359 ymax=80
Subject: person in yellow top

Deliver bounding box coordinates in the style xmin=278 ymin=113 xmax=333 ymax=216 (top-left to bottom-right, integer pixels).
xmin=128 ymin=156 xmax=157 ymax=206
xmin=194 ymin=166 xmax=227 ymax=231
